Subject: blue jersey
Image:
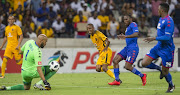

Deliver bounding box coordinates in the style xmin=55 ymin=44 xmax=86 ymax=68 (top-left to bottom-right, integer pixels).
xmin=125 ymin=22 xmax=139 ymax=47
xmin=156 ymin=15 xmax=175 ymax=51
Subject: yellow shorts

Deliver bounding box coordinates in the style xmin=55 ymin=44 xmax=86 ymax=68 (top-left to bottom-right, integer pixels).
xmin=96 ymin=48 xmax=112 ymax=65
xmin=4 ymin=46 xmax=21 ymax=60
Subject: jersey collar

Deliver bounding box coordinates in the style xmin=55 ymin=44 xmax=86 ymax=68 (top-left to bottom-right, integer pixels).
xmin=35 ymin=42 xmax=39 ymax=48
xmin=161 ymin=15 xmax=169 ymax=20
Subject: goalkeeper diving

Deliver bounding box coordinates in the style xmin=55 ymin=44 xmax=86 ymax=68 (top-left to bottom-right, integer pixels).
xmin=0 ymin=34 xmax=55 ymax=91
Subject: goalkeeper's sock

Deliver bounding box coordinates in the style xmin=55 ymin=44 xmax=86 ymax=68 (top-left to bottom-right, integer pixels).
xmin=131 ymin=67 xmax=144 ymax=77
xmin=1 ymin=58 xmax=8 ymax=77
xmin=6 ymin=84 xmax=24 ymax=90
xmin=36 ymin=71 xmax=56 ymax=85
xmin=106 ymin=69 xmax=115 ymax=79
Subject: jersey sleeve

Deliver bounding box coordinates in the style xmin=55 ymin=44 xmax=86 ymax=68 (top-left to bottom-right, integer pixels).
xmin=34 ymin=48 xmax=42 ymax=67
xmin=21 ymin=41 xmax=28 ymax=52
xmin=165 ymin=20 xmax=174 ymax=36
xmin=97 ymin=31 xmax=107 ymax=41
xmin=131 ymin=23 xmax=139 ymax=33
xmin=16 ymin=25 xmax=22 ymax=35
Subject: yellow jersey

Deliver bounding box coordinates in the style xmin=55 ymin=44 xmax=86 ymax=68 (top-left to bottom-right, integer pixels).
xmin=5 ymin=24 xmax=22 ymax=48
xmin=90 ymin=30 xmax=110 ymax=54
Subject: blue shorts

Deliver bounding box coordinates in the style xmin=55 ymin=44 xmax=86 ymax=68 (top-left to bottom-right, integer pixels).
xmin=118 ymin=47 xmax=139 ymax=64
xmin=146 ymin=46 xmax=174 ymax=68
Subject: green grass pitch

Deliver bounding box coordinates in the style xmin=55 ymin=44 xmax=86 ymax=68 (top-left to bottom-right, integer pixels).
xmin=0 ymin=72 xmax=180 ymax=95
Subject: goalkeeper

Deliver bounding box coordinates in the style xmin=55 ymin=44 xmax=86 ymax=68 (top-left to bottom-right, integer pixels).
xmin=0 ymin=34 xmax=51 ymax=90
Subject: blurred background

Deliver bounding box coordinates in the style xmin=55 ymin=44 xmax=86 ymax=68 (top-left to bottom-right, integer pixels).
xmin=0 ymin=0 xmax=179 ymax=39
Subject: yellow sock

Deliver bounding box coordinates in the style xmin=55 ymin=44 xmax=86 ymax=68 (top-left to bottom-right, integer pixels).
xmin=108 ymin=65 xmax=114 ymax=69
xmin=1 ymin=58 xmax=7 ymax=76
xmin=16 ymin=59 xmax=22 ymax=65
xmin=106 ymin=69 xmax=115 ymax=79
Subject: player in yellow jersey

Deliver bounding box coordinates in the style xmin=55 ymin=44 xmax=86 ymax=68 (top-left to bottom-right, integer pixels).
xmin=87 ymin=23 xmax=115 ymax=79
xmin=0 ymin=15 xmax=23 ymax=78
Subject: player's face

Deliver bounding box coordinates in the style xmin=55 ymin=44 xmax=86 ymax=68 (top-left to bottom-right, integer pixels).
xmin=124 ymin=16 xmax=130 ymax=26
xmin=87 ymin=25 xmax=94 ymax=35
xmin=8 ymin=16 xmax=15 ymax=25
xmin=40 ymin=39 xmax=47 ymax=48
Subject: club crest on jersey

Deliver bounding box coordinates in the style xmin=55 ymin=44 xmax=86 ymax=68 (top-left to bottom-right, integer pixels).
xmin=162 ymin=20 xmax=165 ymax=24
xmin=95 ymin=38 xmax=97 ymax=41
xmin=12 ymin=28 xmax=14 ymax=31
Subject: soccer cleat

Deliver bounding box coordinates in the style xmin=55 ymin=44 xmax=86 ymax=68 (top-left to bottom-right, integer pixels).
xmin=0 ymin=76 xmax=5 ymax=79
xmin=160 ymin=71 xmax=164 ymax=79
xmin=0 ymin=86 xmax=6 ymax=90
xmin=33 ymin=84 xmax=46 ymax=90
xmin=166 ymin=85 xmax=175 ymax=93
xmin=141 ymin=73 xmax=147 ymax=86
xmin=108 ymin=80 xmax=122 ymax=85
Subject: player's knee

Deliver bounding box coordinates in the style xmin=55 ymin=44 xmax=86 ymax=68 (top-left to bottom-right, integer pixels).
xmin=113 ymin=59 xmax=118 ymax=65
xmin=141 ymin=60 xmax=147 ymax=67
xmin=102 ymin=67 xmax=108 ymax=72
xmin=96 ymin=68 xmax=101 ymax=72
xmin=124 ymin=65 xmax=130 ymax=71
xmin=162 ymin=69 xmax=169 ymax=75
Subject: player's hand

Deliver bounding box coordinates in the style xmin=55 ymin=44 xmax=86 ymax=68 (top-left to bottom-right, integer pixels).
xmin=15 ymin=45 xmax=20 ymax=50
xmin=0 ymin=46 xmax=2 ymax=50
xmin=144 ymin=37 xmax=156 ymax=43
xmin=117 ymin=33 xmax=126 ymax=39
xmin=43 ymin=80 xmax=51 ymax=90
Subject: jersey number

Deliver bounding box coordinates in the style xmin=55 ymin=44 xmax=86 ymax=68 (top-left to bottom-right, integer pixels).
xmin=25 ymin=50 xmax=29 ymax=60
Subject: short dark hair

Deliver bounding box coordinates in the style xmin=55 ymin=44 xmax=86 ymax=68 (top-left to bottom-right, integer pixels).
xmin=124 ymin=14 xmax=132 ymax=18
xmin=87 ymin=23 xmax=94 ymax=27
xmin=160 ymin=3 xmax=169 ymax=13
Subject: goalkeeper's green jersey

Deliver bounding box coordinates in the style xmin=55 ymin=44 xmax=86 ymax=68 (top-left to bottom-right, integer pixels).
xmin=21 ymin=40 xmax=42 ymax=73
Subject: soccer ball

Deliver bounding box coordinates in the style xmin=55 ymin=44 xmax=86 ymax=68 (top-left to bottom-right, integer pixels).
xmin=49 ymin=61 xmax=60 ymax=71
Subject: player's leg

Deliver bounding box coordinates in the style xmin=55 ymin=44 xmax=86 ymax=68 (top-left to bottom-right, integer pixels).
xmin=0 ymin=56 xmax=10 ymax=78
xmin=34 ymin=66 xmax=56 ymax=89
xmin=162 ymin=66 xmax=175 ymax=93
xmin=125 ymin=48 xmax=146 ymax=86
xmin=161 ymin=51 xmax=175 ymax=93
xmin=142 ymin=55 xmax=162 ymax=72
xmin=13 ymin=48 xmax=23 ymax=65
xmin=0 ymin=47 xmax=13 ymax=78
xmin=0 ymin=71 xmax=32 ymax=90
xmin=108 ymin=54 xmax=123 ymax=85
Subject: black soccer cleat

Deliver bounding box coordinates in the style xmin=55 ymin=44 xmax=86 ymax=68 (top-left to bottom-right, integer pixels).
xmin=166 ymin=85 xmax=175 ymax=93
xmin=0 ymin=86 xmax=6 ymax=91
xmin=160 ymin=71 xmax=164 ymax=79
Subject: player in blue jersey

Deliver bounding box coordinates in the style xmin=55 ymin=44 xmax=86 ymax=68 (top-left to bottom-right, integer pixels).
xmin=141 ymin=3 xmax=175 ymax=93
xmin=108 ymin=14 xmax=146 ymax=86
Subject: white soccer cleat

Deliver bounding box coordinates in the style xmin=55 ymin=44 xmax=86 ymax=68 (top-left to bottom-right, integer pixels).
xmin=33 ymin=84 xmax=45 ymax=90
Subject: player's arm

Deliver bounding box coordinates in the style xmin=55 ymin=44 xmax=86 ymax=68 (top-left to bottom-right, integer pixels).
xmin=35 ymin=49 xmax=51 ymax=90
xmin=125 ymin=32 xmax=139 ymax=38
xmin=144 ymin=20 xmax=173 ymax=43
xmin=16 ymin=26 xmax=23 ymax=50
xmin=104 ymin=38 xmax=110 ymax=51
xmin=0 ymin=36 xmax=7 ymax=50
xmin=99 ymin=31 xmax=110 ymax=52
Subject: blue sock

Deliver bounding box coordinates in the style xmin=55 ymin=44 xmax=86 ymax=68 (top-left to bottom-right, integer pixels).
xmin=114 ymin=68 xmax=120 ymax=81
xmin=165 ymin=72 xmax=174 ymax=87
xmin=131 ymin=68 xmax=144 ymax=77
xmin=145 ymin=63 xmax=161 ymax=71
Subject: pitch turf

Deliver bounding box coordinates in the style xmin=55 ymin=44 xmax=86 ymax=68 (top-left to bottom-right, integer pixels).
xmin=0 ymin=72 xmax=179 ymax=95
